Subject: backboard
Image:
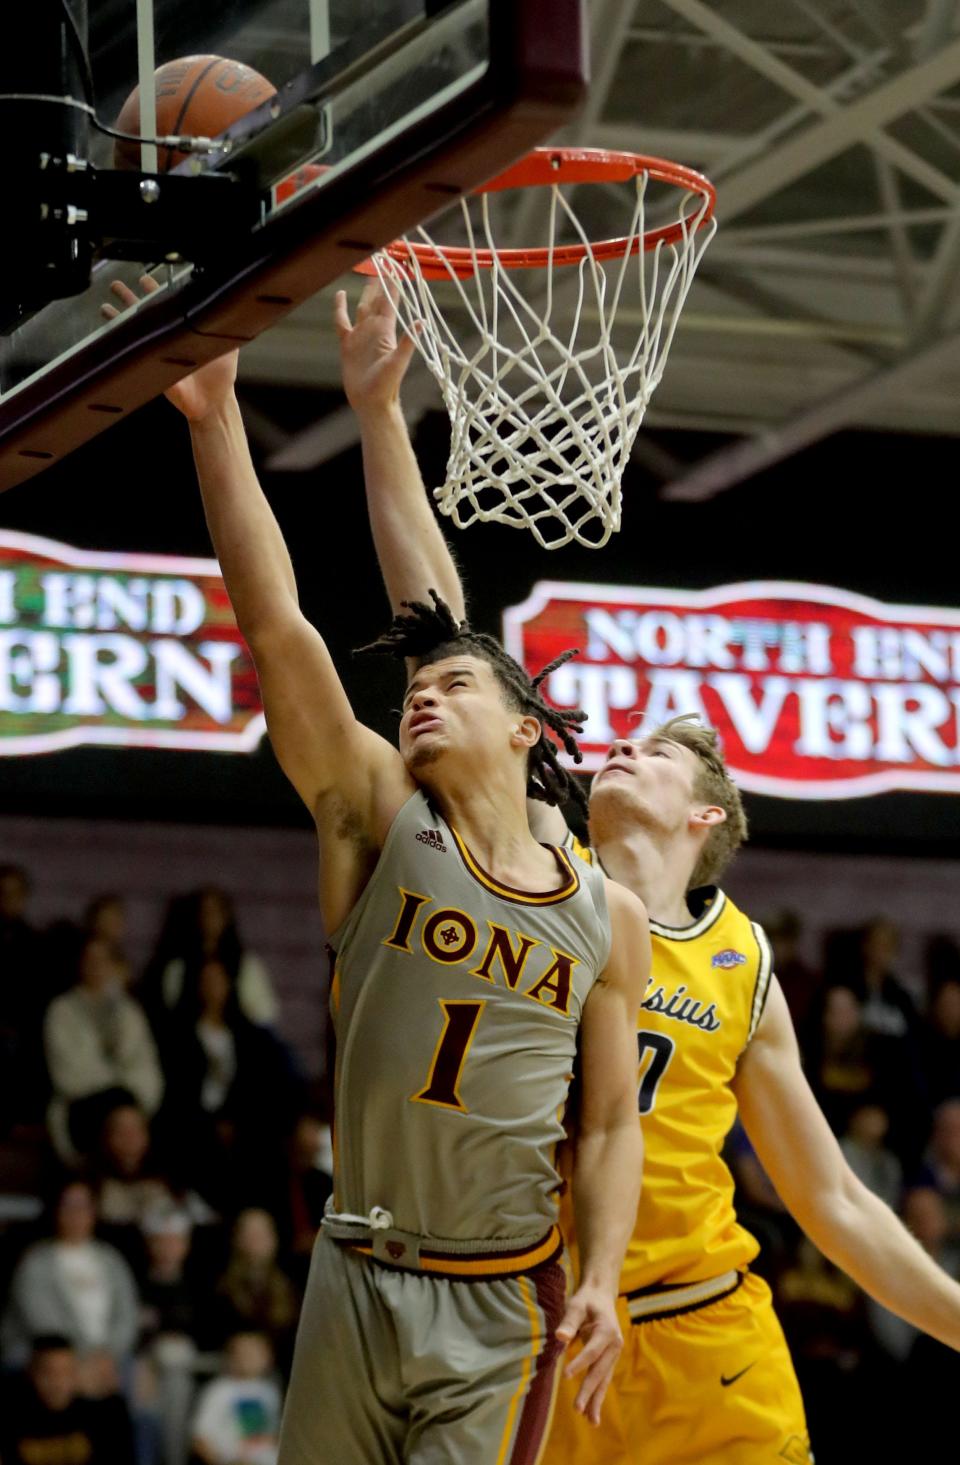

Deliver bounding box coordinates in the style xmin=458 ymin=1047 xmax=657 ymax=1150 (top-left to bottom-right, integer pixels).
xmin=0 ymin=0 xmax=587 ymax=491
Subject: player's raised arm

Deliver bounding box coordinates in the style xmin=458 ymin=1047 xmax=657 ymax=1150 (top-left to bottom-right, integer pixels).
xmin=159 ymin=339 xmax=413 ymax=923
xmin=735 ymin=978 xmax=960 ymax=1352
xmin=559 ymin=880 xmax=648 ymax=1425
xmin=337 ymin=279 xmax=574 ymax=847
xmin=335 ymin=281 xmax=466 ymax=621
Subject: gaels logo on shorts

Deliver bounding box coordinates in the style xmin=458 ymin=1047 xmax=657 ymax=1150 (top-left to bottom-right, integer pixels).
xmin=712 ymin=949 xmax=747 ymax=970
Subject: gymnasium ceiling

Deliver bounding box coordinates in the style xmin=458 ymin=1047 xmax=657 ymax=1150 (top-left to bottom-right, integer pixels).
xmin=235 ymin=0 xmax=960 ymax=500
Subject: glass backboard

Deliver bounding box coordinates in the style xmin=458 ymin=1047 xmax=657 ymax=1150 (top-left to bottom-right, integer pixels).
xmin=0 ymin=0 xmax=587 ymax=490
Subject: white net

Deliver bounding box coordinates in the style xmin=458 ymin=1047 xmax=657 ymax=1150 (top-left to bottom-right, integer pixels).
xmin=372 ymin=165 xmax=716 ymax=549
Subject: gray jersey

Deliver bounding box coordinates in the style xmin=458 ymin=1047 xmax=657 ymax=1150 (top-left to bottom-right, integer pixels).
xmin=328 ymin=789 xmax=610 ymax=1249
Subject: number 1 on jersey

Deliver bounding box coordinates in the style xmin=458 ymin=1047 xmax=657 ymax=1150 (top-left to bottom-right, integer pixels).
xmin=412 ymin=999 xmax=486 ymax=1111
xmin=637 ymin=1030 xmax=675 ymax=1114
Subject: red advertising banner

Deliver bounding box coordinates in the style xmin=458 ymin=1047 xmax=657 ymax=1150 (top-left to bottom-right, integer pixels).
xmin=502 ymin=581 xmax=960 ymax=799
xmin=0 ymin=530 xmax=265 ymax=756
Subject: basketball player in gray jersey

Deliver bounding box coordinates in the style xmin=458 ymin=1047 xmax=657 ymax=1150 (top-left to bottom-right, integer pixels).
xmin=146 ymin=292 xmax=649 ymax=1463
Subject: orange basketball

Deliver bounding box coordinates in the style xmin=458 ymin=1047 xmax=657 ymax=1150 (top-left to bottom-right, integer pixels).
xmin=113 ymin=55 xmax=276 ymax=171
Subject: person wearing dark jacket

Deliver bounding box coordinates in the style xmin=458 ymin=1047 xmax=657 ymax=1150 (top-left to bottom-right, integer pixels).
xmin=0 ymin=1334 xmax=135 ymax=1465
xmin=157 ymin=958 xmax=301 ymax=1212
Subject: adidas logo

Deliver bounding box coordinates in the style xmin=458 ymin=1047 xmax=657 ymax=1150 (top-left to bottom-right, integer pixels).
xmin=416 ymin=828 xmax=447 ymax=853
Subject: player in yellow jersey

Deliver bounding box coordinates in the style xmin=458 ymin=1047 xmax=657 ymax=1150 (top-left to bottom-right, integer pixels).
xmin=342 ymin=281 xmax=960 ymax=1464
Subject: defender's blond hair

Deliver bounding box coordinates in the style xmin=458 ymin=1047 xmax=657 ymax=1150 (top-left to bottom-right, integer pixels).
xmin=649 ymin=714 xmax=748 ymax=889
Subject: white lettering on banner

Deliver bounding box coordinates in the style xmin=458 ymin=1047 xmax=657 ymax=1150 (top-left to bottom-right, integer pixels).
xmin=643 ymin=669 xmax=709 ymax=728
xmin=153 ymin=641 xmax=240 ymax=723
xmin=873 ymin=684 xmax=953 ymax=766
xmin=0 ymin=632 xmax=62 ymax=713
xmin=61 ymin=634 xmax=150 ymax=719
xmin=40 ymin=573 xmax=207 ymax=634
xmin=0 ymin=529 xmax=266 ymax=756
xmin=0 ymin=571 xmax=16 ymax=626
xmin=794 ymin=680 xmax=874 ymax=761
xmin=152 ymin=580 xmax=206 ymax=636
xmin=502 ymin=581 xmax=960 ymax=799
xmin=549 ymin=662 xmax=637 ymax=742
xmin=707 ymin=674 xmax=791 ymax=755
xmin=584 ymin=607 xmax=834 ymax=676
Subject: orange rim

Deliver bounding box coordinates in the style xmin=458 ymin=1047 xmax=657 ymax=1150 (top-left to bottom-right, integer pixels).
xmin=362 ymin=147 xmax=715 ymax=280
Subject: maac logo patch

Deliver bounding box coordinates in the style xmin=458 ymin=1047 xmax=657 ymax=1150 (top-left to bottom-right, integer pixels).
xmin=712 ymin=948 xmax=747 ymax=969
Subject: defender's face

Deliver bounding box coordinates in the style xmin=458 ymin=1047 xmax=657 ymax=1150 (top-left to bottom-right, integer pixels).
xmin=398 ymin=656 xmax=515 ymax=774
xmin=589 ymin=734 xmax=699 ymax=834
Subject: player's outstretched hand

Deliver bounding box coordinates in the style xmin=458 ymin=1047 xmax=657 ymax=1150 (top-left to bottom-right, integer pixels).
xmin=334 ymin=278 xmax=416 ymax=415
xmin=556 ymin=1284 xmax=623 ymax=1426
xmin=101 ymin=275 xmax=239 ymax=423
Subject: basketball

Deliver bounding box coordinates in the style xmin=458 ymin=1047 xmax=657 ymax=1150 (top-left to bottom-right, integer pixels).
xmin=113 ymin=55 xmax=276 ymax=171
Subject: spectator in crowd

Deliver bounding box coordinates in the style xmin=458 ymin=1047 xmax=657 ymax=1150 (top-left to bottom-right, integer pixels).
xmin=138 ymin=1206 xmax=206 ymax=1465
xmin=43 ymin=935 xmax=164 ymax=1162
xmin=851 ymin=917 xmax=918 ymax=1042
xmin=139 ymin=1206 xmax=203 ymax=1349
xmin=158 ymin=958 xmax=300 ymax=1212
xmin=868 ymin=1187 xmax=960 ymax=1364
xmin=146 ymin=886 xmax=278 ymax=1030
xmin=925 ymin=933 xmax=960 ymax=996
xmin=85 ymin=893 xmax=133 ymax=988
xmin=190 ymin=1331 xmax=281 ymax=1465
xmin=0 ymin=862 xmax=48 ymax=1128
xmin=0 ymin=1335 xmax=135 ymax=1465
xmin=94 ymin=1101 xmax=176 ymax=1229
xmin=0 ymin=863 xmax=41 ymax=980
xmin=839 ymin=1102 xmax=902 ymax=1211
xmin=776 ymin=1237 xmax=870 ymax=1460
xmin=920 ymin=974 xmax=960 ymax=1108
xmin=805 ymin=984 xmax=888 ymax=1135
xmin=765 ymin=908 xmax=819 ymax=1031
xmin=1 ymin=1178 xmax=140 ymax=1395
xmin=90 ymin=1098 xmax=219 ymax=1289
xmin=866 ymin=1186 xmax=960 ymax=1452
xmin=913 ymin=1097 xmax=960 ymax=1242
xmin=212 ymin=1209 xmax=297 ymax=1370
xmin=276 ymin=1111 xmax=333 ymax=1279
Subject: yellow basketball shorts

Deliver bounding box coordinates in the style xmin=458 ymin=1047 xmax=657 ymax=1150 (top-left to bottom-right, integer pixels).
xmin=541 ymin=1272 xmax=812 ymax=1465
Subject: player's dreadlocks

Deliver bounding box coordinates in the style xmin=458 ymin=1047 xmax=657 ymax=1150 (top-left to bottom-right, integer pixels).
xmin=357 ymin=590 xmax=588 ymax=814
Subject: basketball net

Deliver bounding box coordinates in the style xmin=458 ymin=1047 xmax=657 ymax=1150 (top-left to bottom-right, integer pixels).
xmin=370 ymin=151 xmax=716 ymax=549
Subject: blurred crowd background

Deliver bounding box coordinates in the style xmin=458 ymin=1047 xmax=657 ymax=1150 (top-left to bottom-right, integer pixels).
xmin=2 ymin=860 xmax=960 ymax=1463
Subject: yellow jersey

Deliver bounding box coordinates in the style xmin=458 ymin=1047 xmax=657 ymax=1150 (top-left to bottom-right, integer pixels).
xmin=562 ymin=834 xmax=774 ymax=1295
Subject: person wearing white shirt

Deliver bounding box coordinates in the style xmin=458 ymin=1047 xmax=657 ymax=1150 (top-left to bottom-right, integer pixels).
xmin=191 ymin=1332 xmax=282 ymax=1465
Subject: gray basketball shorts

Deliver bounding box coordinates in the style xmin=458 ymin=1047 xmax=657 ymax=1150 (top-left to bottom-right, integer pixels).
xmin=277 ymin=1232 xmax=568 ymax=1465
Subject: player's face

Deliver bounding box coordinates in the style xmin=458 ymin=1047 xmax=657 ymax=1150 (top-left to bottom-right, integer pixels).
xmin=398 ymin=656 xmax=519 ymax=777
xmin=589 ymin=734 xmax=700 ymax=836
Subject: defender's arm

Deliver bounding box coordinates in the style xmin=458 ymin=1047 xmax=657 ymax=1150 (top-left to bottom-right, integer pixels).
xmin=336 ymin=281 xmax=466 ymax=621
xmin=561 ymin=880 xmax=648 ymax=1423
xmin=338 ymin=282 xmax=581 ymax=847
xmin=735 ymin=978 xmax=960 ymax=1351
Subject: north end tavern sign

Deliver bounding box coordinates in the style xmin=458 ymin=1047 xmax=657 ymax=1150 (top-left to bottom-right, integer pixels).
xmin=0 ymin=531 xmax=265 ymax=756
xmin=503 ymin=582 xmax=960 ymax=800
